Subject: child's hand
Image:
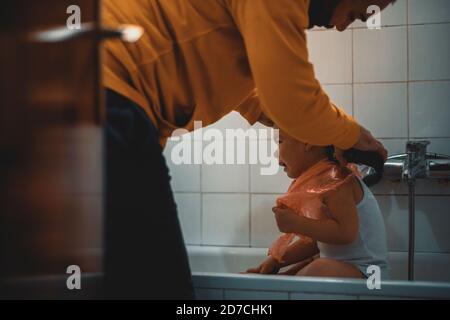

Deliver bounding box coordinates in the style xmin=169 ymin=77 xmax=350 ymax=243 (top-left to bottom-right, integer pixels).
xmin=244 ymin=257 xmax=280 ymax=275
xmin=272 ymin=206 xmax=300 ymax=233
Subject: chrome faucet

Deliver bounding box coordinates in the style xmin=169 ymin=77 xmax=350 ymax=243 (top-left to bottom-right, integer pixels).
xmin=380 ymin=141 xmax=450 ymax=281
xmin=350 ymin=141 xmax=450 ymax=281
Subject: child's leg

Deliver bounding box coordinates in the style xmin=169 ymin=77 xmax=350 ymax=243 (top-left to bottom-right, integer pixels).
xmin=278 ymin=254 xmax=319 ymax=275
xmin=296 ymin=258 xmax=364 ymax=279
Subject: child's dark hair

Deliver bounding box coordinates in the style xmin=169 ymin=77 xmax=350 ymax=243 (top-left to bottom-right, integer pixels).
xmin=325 ymin=146 xmax=385 ymax=187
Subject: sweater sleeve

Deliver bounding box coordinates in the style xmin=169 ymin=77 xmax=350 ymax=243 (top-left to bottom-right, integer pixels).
xmin=234 ymin=88 xmax=263 ymax=125
xmin=226 ymin=0 xmax=360 ymax=149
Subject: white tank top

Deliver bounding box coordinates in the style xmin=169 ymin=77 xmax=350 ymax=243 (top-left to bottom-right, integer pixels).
xmin=317 ymin=177 xmax=390 ymax=278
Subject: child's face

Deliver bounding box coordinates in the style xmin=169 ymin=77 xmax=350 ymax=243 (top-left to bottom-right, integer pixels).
xmin=277 ymin=129 xmax=316 ymax=179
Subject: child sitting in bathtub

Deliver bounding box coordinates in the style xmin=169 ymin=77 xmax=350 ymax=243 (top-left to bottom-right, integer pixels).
xmin=246 ymin=128 xmax=390 ymax=279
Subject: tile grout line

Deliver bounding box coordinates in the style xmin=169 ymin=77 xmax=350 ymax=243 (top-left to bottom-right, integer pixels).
xmin=200 ymin=159 xmax=204 ymax=245
xmin=406 ymin=0 xmax=411 ymax=140
xmin=351 ymin=27 xmax=355 ymax=117
xmin=248 ymin=140 xmax=252 ymax=248
xmin=321 ymin=79 xmax=450 ymax=86
xmin=248 ymin=192 xmax=251 ymax=248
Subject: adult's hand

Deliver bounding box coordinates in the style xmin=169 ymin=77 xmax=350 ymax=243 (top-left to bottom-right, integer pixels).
xmin=335 ymin=125 xmax=388 ymax=166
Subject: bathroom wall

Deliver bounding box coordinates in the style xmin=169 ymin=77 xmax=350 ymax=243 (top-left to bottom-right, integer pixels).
xmin=163 ymin=0 xmax=450 ymax=281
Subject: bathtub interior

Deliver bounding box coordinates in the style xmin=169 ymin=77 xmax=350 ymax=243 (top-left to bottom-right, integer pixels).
xmin=187 ymin=245 xmax=450 ymax=282
xmin=187 ymin=245 xmax=450 ymax=300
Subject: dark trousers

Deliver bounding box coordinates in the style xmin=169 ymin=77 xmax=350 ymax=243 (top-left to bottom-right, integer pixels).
xmin=103 ymin=89 xmax=194 ymax=299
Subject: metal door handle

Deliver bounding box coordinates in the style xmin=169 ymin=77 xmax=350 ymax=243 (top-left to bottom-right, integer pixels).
xmin=28 ymin=22 xmax=144 ymax=43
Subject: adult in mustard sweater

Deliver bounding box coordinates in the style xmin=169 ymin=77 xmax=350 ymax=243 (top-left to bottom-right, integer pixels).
xmin=102 ymin=0 xmax=394 ymax=299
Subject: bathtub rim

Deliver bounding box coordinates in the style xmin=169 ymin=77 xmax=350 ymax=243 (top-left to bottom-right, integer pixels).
xmin=187 ymin=245 xmax=450 ymax=299
xmin=192 ymin=272 xmax=450 ymax=299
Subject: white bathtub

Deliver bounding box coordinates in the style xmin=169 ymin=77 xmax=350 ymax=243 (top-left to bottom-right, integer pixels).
xmin=187 ymin=246 xmax=450 ymax=300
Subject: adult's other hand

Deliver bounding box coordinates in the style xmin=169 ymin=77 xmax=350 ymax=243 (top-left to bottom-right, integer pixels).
xmin=335 ymin=125 xmax=388 ymax=166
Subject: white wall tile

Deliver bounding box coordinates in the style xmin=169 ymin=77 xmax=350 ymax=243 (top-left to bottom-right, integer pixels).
xmin=409 ymin=82 xmax=450 ymax=138
xmin=371 ymin=180 xmax=408 ymax=196
xmin=415 ymin=180 xmax=450 ymax=196
xmin=428 ymin=138 xmax=450 ymax=155
xmin=415 ymin=196 xmax=450 ymax=253
xmin=409 ymin=0 xmax=450 ymax=24
xmin=354 ymin=83 xmax=408 ymax=138
xmin=352 ymin=0 xmax=407 ymax=28
xmin=250 ymin=163 xmax=292 ymax=194
xmin=174 ymin=193 xmax=202 ymax=245
xmin=354 ymin=27 xmax=407 ymax=82
xmin=224 ymin=290 xmax=289 ymax=300
xmin=409 ymin=24 xmax=450 ymax=81
xmin=307 ymin=30 xmax=352 ymax=84
xmin=251 ymin=194 xmax=283 ymax=247
xmin=202 ymin=194 xmax=249 ymax=246
xmin=376 ymin=196 xmax=408 ymax=251
xmin=388 ymin=252 xmax=408 ymax=281
xmin=163 ymin=139 xmax=201 ymax=192
xmin=379 ymin=139 xmax=408 ymax=156
xmin=414 ymin=253 xmax=450 ymax=282
xmin=377 ymin=195 xmax=450 ymax=253
xmin=323 ymin=84 xmax=353 ymax=116
xmin=201 ymin=136 xmax=279 ymax=192
xmin=204 ymin=111 xmax=250 ymax=137
xmin=202 ymin=163 xmax=249 ymax=193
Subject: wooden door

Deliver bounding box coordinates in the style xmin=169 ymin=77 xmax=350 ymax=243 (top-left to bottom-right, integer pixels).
xmin=0 ymin=0 xmax=103 ymax=299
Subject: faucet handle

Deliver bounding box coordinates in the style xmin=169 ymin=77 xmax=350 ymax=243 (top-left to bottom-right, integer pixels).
xmin=404 ymin=140 xmax=430 ymax=181
xmin=406 ymin=140 xmax=430 ymax=155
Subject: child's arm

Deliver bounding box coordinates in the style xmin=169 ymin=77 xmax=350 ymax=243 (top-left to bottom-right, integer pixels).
xmin=245 ymin=238 xmax=318 ymax=274
xmin=278 ymin=238 xmax=319 ymax=268
xmin=273 ymin=179 xmax=359 ymax=245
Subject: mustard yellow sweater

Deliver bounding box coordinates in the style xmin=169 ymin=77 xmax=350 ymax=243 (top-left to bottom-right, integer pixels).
xmin=102 ymin=0 xmax=360 ymax=148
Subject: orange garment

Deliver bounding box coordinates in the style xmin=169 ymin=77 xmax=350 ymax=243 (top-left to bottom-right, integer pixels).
xmin=102 ymin=0 xmax=360 ymax=147
xmin=268 ymin=159 xmax=359 ymax=263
